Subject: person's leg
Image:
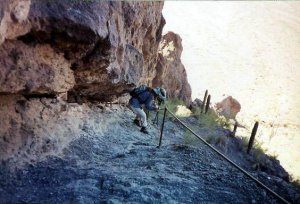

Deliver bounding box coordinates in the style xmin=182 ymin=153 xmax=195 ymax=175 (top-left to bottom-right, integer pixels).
xmin=129 ymin=106 xmax=141 ymax=126
xmin=130 ymin=106 xmax=147 ymax=127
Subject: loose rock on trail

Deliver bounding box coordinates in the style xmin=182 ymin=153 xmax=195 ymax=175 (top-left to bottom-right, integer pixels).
xmin=1 ymin=105 xmax=298 ymax=203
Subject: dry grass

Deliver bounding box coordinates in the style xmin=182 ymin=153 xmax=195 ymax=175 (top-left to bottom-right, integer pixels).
xmin=164 ymin=99 xmax=186 ymax=113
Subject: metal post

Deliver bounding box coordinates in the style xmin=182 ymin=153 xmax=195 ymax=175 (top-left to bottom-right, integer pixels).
xmin=231 ymin=121 xmax=238 ymax=137
xmin=201 ymin=90 xmax=208 ymax=114
xmin=158 ymin=107 xmax=167 ymax=148
xmin=205 ymin=95 xmax=211 ymax=114
xmin=247 ymin=122 xmax=259 ymax=154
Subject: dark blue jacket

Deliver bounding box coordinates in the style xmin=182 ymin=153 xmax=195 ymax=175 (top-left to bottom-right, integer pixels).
xmin=129 ymin=90 xmax=157 ymax=111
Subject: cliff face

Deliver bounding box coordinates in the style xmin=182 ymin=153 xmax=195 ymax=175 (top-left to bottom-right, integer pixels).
xmin=0 ymin=1 xmax=194 ymax=168
xmin=0 ymin=0 xmax=165 ymax=102
xmin=153 ymin=32 xmax=192 ymax=104
xmin=1 ymin=2 xmax=299 ymax=203
xmin=0 ymin=0 xmax=168 ymax=167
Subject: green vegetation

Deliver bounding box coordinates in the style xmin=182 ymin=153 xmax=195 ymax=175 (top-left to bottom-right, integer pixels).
xmin=159 ymin=98 xmax=297 ymax=186
xmin=163 ymin=99 xmax=185 ymax=113
xmin=238 ymin=136 xmax=249 ymax=151
xmin=252 ymin=140 xmax=267 ymax=164
xmin=162 ymin=98 xmax=231 ymax=148
xmin=194 ymin=108 xmax=232 ymax=129
xmin=290 ymin=177 xmax=300 ymax=190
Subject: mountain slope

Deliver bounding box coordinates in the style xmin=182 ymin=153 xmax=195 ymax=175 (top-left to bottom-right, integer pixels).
xmin=0 ymin=104 xmax=298 ymax=203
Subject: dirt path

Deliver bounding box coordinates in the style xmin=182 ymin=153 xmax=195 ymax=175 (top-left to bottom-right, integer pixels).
xmin=0 ymin=106 xmax=297 ymax=203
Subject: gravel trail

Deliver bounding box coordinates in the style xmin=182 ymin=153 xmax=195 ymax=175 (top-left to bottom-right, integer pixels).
xmin=0 ymin=106 xmax=296 ymax=203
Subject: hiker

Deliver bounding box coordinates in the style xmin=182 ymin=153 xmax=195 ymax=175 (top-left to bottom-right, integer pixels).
xmin=129 ymin=85 xmax=166 ymax=134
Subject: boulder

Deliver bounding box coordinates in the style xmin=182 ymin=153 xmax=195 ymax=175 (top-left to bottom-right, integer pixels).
xmin=216 ymin=96 xmax=241 ymax=120
xmin=189 ymin=98 xmax=203 ymax=111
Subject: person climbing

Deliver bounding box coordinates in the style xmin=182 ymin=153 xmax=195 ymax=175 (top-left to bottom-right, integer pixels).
xmin=129 ymin=85 xmax=167 ymax=134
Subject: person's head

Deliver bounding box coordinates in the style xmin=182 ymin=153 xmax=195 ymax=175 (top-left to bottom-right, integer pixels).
xmin=153 ymin=87 xmax=167 ymax=103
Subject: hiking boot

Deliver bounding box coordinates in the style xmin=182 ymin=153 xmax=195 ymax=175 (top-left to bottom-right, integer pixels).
xmin=133 ymin=119 xmax=141 ymax=127
xmin=140 ymin=127 xmax=149 ymax=134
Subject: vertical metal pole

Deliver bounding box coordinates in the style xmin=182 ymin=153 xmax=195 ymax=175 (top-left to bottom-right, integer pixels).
xmin=247 ymin=122 xmax=259 ymax=154
xmin=158 ymin=107 xmax=167 ymax=148
xmin=205 ymin=95 xmax=211 ymax=114
xmin=201 ymin=90 xmax=208 ymax=114
xmin=231 ymin=121 xmax=238 ymax=137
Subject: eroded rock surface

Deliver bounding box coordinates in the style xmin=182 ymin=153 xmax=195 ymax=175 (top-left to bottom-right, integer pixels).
xmin=0 ymin=41 xmax=74 ymax=94
xmin=216 ymin=96 xmax=241 ymax=120
xmin=153 ymin=31 xmax=192 ymax=104
xmin=0 ymin=95 xmax=82 ymax=168
xmin=1 ymin=1 xmax=165 ymax=101
xmin=0 ymin=0 xmax=31 ymax=43
xmin=1 ymin=1 xmax=298 ymax=203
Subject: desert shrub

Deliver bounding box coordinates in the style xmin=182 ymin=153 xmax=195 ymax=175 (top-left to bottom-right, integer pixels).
xmin=216 ymin=116 xmax=232 ymax=129
xmin=238 ymin=136 xmax=249 ymax=151
xmin=193 ymin=108 xmax=232 ymax=129
xmin=203 ymin=134 xmax=215 ymax=144
xmin=290 ymin=176 xmax=300 ymax=190
xmin=196 ymin=110 xmax=219 ymax=128
xmin=157 ymin=99 xmax=186 ymax=121
xmin=164 ymin=99 xmax=185 ymax=113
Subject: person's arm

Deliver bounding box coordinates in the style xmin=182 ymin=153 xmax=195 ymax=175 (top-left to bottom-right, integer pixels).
xmin=145 ymin=94 xmax=159 ymax=111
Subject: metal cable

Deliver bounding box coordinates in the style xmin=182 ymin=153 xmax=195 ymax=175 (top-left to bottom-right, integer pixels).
xmin=165 ymin=107 xmax=290 ymax=204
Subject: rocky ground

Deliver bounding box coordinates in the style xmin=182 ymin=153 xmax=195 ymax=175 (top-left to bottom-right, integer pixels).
xmin=0 ymin=104 xmax=299 ymax=203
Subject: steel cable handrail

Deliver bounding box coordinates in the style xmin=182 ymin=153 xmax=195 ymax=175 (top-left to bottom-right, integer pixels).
xmin=158 ymin=107 xmax=290 ymax=204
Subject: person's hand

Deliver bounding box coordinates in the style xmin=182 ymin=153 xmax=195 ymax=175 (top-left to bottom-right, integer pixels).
xmin=155 ymin=105 xmax=160 ymax=112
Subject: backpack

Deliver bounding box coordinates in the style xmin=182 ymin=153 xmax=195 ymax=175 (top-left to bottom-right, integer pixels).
xmin=130 ymin=85 xmax=151 ymax=98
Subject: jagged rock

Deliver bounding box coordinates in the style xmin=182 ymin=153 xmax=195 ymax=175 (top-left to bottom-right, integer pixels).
xmin=216 ymin=96 xmax=241 ymax=120
xmin=189 ymin=98 xmax=203 ymax=111
xmin=0 ymin=40 xmax=74 ymax=94
xmin=0 ymin=95 xmax=82 ymax=168
xmin=153 ymin=31 xmax=192 ymax=104
xmin=1 ymin=1 xmax=165 ymax=101
xmin=0 ymin=2 xmax=299 ymax=203
xmin=0 ymin=0 xmax=31 ymax=44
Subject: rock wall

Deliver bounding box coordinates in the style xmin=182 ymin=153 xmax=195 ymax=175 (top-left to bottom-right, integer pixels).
xmin=0 ymin=0 xmax=31 ymax=44
xmin=1 ymin=0 xmax=165 ymax=101
xmin=0 ymin=0 xmax=167 ymax=168
xmin=153 ymin=31 xmax=192 ymax=104
xmin=0 ymin=95 xmax=82 ymax=168
xmin=0 ymin=0 xmax=194 ymax=168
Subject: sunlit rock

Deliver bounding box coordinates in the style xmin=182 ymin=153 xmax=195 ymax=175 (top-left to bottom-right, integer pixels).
xmin=216 ymin=96 xmax=241 ymax=120
xmin=153 ymin=31 xmax=192 ymax=104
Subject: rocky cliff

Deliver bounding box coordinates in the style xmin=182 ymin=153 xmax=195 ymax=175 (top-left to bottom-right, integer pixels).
xmin=0 ymin=0 xmax=166 ymax=101
xmin=153 ymin=31 xmax=192 ymax=104
xmin=0 ymin=1 xmax=299 ymax=203
xmin=0 ymin=0 xmax=193 ymax=168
